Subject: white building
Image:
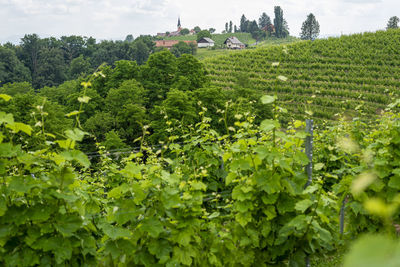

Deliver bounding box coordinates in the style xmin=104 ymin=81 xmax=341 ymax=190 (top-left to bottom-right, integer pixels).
xmin=197 ymin=37 xmax=215 ymax=48
xmin=224 ymin=37 xmax=245 ymax=49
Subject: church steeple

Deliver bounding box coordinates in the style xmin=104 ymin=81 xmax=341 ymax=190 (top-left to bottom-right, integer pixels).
xmin=177 ymin=17 xmax=181 ymax=30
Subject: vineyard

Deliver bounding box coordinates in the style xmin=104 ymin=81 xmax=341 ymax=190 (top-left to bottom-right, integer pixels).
xmin=1 ymin=83 xmax=400 ymax=266
xmin=204 ymin=29 xmax=400 ymax=122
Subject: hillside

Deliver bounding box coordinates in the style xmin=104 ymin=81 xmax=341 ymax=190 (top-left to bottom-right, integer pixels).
xmin=165 ymin=32 xmax=257 ymax=46
xmin=203 ymin=29 xmax=400 ymax=122
xmin=195 ymin=36 xmax=299 ymax=60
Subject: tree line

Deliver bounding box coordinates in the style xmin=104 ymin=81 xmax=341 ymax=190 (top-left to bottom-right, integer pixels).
xmin=223 ymin=7 xmax=321 ymax=42
xmin=223 ymin=6 xmax=290 ymax=41
xmin=0 ymin=34 xmax=156 ymax=89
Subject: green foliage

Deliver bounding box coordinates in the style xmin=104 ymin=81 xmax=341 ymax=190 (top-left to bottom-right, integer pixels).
xmin=69 ymin=55 xmax=92 ymax=79
xmin=171 ymin=41 xmax=193 ymax=57
xmin=102 ymin=130 xmax=128 ymax=151
xmin=0 ymin=46 xmax=31 ymax=85
xmin=180 ymin=28 xmax=190 ymax=35
xmin=274 ymin=6 xmax=289 ymax=38
xmin=259 ymin=12 xmax=272 ymax=29
xmin=387 ymin=16 xmax=399 ymax=29
xmin=204 ymin=29 xmax=400 ymax=122
xmin=3 ymin=34 xmax=154 ymax=89
xmin=344 ymin=235 xmax=400 ymax=267
xmin=196 ymin=30 xmax=212 ymax=42
xmin=301 ymin=13 xmax=320 ymax=40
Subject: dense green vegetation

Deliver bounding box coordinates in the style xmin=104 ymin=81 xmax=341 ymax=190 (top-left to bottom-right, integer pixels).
xmin=0 ymin=50 xmax=272 ymax=153
xmin=1 ymin=29 xmax=400 ymax=266
xmin=1 ymin=86 xmax=400 ymax=265
xmin=0 ymin=34 xmax=155 ymax=89
xmin=205 ymin=29 xmax=400 ymax=122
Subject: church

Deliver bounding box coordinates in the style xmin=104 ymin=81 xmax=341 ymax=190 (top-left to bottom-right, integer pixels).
xmin=157 ymin=18 xmax=195 ymax=37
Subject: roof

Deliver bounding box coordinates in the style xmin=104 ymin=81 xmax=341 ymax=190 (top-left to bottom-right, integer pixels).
xmin=168 ymin=31 xmax=181 ymax=37
xmin=198 ymin=37 xmax=215 ymax=43
xmin=154 ymin=40 xmax=197 ymax=48
xmin=224 ymin=37 xmax=244 ymax=45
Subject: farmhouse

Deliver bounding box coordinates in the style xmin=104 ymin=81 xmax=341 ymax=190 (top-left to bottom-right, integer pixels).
xmin=197 ymin=37 xmax=215 ymax=48
xmin=224 ymin=37 xmax=245 ymax=49
xmin=154 ymin=40 xmax=197 ymax=49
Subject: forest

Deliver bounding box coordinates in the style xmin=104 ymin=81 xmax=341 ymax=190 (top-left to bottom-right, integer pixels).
xmin=0 ymin=47 xmax=271 ymax=156
xmin=0 ymin=34 xmax=159 ymax=89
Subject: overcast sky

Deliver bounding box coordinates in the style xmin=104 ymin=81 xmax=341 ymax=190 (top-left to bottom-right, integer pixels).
xmin=0 ymin=0 xmax=398 ymax=43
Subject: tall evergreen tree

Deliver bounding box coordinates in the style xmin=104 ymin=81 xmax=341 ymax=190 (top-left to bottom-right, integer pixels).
xmin=240 ymin=14 xmax=249 ymax=32
xmin=274 ymin=6 xmax=284 ymax=38
xmin=258 ymin=12 xmax=271 ymax=29
xmin=387 ymin=16 xmax=400 ymax=29
xmin=300 ymin=13 xmax=320 ymax=40
xmin=229 ymin=21 xmax=233 ymax=33
xmin=248 ymin=20 xmax=259 ymax=34
xmin=283 ymin=19 xmax=290 ymax=37
xmin=225 ymin=22 xmax=229 ymax=33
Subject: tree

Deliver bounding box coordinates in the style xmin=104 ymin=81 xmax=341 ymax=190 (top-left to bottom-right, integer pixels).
xmin=193 ymin=26 xmax=201 ymax=33
xmin=0 ymin=46 xmax=31 ymax=85
xmin=274 ymin=6 xmax=289 ymax=38
xmin=133 ymin=40 xmax=150 ymax=65
xmin=174 ymin=54 xmax=208 ymax=90
xmin=234 ymin=25 xmax=238 ymax=33
xmin=125 ymin=34 xmax=134 ymax=42
xmin=248 ymin=20 xmax=259 ymax=34
xmin=188 ymin=42 xmax=197 ymax=55
xmin=105 ymin=79 xmax=147 ymax=115
xmin=229 ymin=21 xmax=233 ymax=33
xmin=240 ymin=14 xmax=249 ymax=32
xmin=35 ymin=47 xmax=67 ymax=88
xmin=139 ymin=50 xmax=177 ymax=103
xmin=283 ymin=19 xmax=290 ymax=37
xmin=69 ymin=55 xmax=91 ymax=79
xmin=209 ymin=28 xmax=216 ymax=34
xmin=180 ymin=28 xmax=190 ymax=35
xmin=225 ymin=22 xmax=229 ymax=33
xmin=59 ymin=35 xmax=86 ymax=63
xmin=258 ymin=12 xmax=272 ymax=29
xmin=196 ymin=30 xmax=212 ymax=42
xmin=252 ymin=30 xmax=267 ymax=42
xmin=259 ymin=12 xmax=271 ymax=29
xmin=171 ymin=41 xmax=192 ymax=57
xmin=387 ymin=16 xmax=400 ymax=29
xmin=19 ymin=34 xmax=42 ymax=87
xmin=300 ymin=13 xmax=320 ymax=40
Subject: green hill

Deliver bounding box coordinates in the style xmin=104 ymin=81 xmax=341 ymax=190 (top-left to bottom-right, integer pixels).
xmin=195 ymin=36 xmax=299 ymax=60
xmin=203 ymin=30 xmax=400 ymax=122
xmin=165 ymin=32 xmax=256 ymax=46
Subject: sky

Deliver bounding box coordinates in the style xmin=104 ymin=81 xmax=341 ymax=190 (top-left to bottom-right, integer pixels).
xmin=0 ymin=0 xmax=398 ymax=43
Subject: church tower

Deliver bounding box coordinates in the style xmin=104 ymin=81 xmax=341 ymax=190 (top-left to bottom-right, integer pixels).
xmin=177 ymin=17 xmax=182 ymax=31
